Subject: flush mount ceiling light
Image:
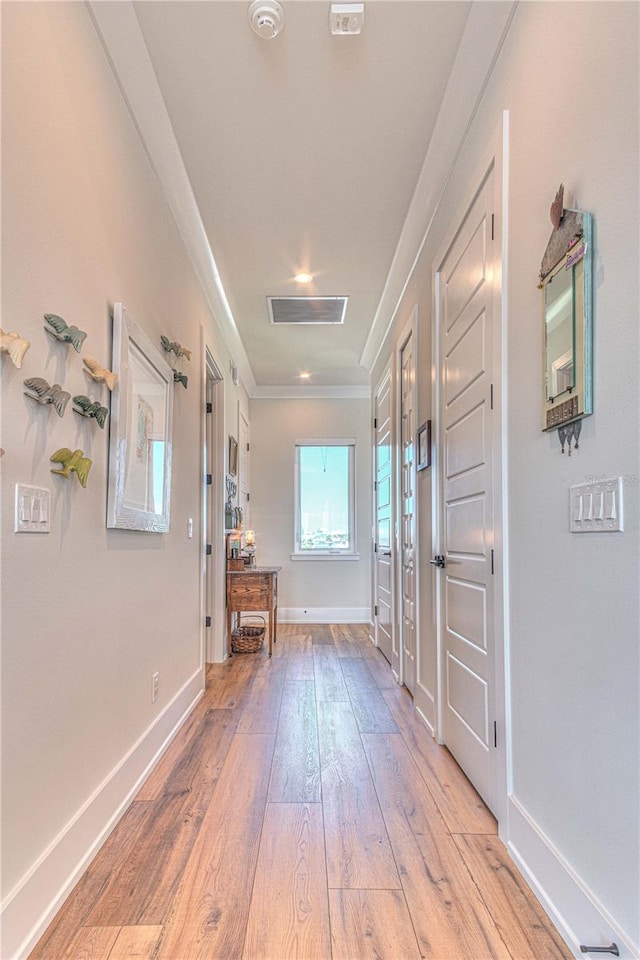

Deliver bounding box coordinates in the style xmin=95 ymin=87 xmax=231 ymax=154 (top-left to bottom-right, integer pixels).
xmin=249 ymin=0 xmax=284 ymax=39
xmin=330 ymin=3 xmax=364 ymax=35
xmin=294 ymin=272 xmax=313 ymax=284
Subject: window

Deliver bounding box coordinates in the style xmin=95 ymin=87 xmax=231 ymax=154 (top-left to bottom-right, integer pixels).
xmin=293 ymin=440 xmax=357 ymax=558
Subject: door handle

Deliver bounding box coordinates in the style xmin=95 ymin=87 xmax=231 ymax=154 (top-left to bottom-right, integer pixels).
xmin=429 ymin=554 xmax=446 ymax=568
xmin=381 ymin=551 xmax=391 ymax=557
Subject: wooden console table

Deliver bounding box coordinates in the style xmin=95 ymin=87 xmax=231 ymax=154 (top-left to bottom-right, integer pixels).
xmin=226 ymin=566 xmax=281 ymax=657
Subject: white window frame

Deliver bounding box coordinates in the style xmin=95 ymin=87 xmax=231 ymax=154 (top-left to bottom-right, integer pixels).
xmin=292 ymin=438 xmax=358 ymax=560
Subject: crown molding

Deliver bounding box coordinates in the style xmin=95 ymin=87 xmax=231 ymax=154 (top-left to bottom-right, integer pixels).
xmin=87 ymin=0 xmax=257 ymax=395
xmin=360 ymin=0 xmax=517 ymax=372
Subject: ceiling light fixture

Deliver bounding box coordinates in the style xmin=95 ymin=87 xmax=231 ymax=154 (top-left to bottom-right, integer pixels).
xmin=299 ymin=372 xmax=311 ymax=380
xmin=248 ymin=0 xmax=284 ymax=39
xmin=294 ymin=272 xmax=313 ymax=284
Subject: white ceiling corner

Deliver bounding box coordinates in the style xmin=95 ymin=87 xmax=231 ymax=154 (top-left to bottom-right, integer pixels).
xmin=88 ymin=1 xmax=516 ymax=396
xmin=360 ymin=0 xmax=518 ymax=373
xmin=87 ymin=0 xmax=257 ymax=394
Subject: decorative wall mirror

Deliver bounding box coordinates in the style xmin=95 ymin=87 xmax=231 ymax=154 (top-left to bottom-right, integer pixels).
xmin=539 ymin=185 xmax=593 ymax=447
xmin=107 ymin=303 xmax=174 ymax=531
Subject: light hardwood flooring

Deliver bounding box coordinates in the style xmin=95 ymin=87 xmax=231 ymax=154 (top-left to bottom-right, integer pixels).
xmin=29 ymin=625 xmax=571 ymax=960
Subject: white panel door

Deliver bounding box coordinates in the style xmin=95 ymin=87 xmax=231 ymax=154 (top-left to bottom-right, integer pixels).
xmin=400 ymin=331 xmax=416 ymax=694
xmin=204 ymin=354 xmax=225 ymax=663
xmin=374 ymin=367 xmax=393 ymax=665
xmin=205 ymin=377 xmax=216 ymax=656
xmin=436 ymin=169 xmax=497 ymax=813
xmin=239 ymin=410 xmax=250 ymax=528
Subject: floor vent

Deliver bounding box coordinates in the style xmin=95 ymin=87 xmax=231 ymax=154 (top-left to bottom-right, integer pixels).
xmin=268 ymin=296 xmax=348 ymax=325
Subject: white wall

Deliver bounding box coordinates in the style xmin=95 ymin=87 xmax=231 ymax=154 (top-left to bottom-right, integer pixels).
xmin=249 ymin=398 xmax=371 ymax=621
xmin=0 ymin=4 xmax=246 ymax=956
xmin=372 ymin=2 xmax=639 ymax=954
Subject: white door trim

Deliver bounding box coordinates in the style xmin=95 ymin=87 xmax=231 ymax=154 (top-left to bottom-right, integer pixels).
xmin=370 ymin=389 xmax=377 ymax=648
xmin=431 ymin=112 xmax=510 ymax=829
xmin=201 ymin=339 xmax=226 ymax=663
xmin=395 ymin=306 xmax=418 ymax=690
xmin=372 ymin=361 xmax=396 ymax=671
xmin=238 ymin=408 xmax=251 ymax=529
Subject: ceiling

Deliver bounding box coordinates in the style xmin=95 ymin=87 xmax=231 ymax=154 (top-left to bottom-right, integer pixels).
xmin=126 ymin=1 xmax=472 ymax=392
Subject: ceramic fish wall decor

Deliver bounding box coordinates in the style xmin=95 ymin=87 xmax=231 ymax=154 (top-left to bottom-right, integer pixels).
xmin=44 ymin=313 xmax=87 ymax=352
xmin=72 ymin=395 xmax=109 ymax=429
xmin=50 ymin=448 xmax=92 ymax=487
xmin=173 ymin=370 xmax=188 ymax=389
xmin=83 ymin=356 xmax=117 ymax=391
xmin=0 ymin=329 xmax=31 ymax=368
xmin=161 ymin=335 xmax=191 ymax=361
xmin=24 ymin=377 xmax=70 ymax=417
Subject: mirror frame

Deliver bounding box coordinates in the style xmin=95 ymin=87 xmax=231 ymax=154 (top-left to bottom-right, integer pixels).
xmin=107 ymin=303 xmax=174 ymax=531
xmin=539 ymin=209 xmax=593 ymax=432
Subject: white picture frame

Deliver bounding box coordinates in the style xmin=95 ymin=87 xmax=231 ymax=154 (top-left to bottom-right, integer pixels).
xmin=107 ymin=303 xmax=173 ymax=532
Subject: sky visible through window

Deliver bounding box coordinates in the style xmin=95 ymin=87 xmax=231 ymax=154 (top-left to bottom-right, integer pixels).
xmin=299 ymin=445 xmax=350 ymax=550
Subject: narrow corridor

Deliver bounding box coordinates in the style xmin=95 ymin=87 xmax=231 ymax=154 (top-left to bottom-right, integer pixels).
xmin=30 ymin=626 xmax=570 ymax=960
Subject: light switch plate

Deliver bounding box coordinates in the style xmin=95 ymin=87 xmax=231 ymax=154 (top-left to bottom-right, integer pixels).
xmin=570 ymin=477 xmax=623 ymax=533
xmin=15 ymin=484 xmax=51 ymax=533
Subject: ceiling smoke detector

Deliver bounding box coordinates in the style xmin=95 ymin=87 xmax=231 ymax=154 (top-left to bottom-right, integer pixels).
xmin=330 ymin=3 xmax=364 ymax=35
xmin=249 ymin=0 xmax=284 ymax=39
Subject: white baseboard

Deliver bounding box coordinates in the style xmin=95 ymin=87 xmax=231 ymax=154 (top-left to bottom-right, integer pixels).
xmin=2 ymin=668 xmax=204 ymax=960
xmin=414 ymin=682 xmax=436 ymax=737
xmin=414 ymin=700 xmax=436 ymax=739
xmin=507 ymin=795 xmax=639 ymax=960
xmin=279 ymin=607 xmax=370 ymax=624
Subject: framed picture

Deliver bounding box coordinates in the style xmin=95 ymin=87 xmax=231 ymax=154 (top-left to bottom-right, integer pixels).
xmin=228 ymin=435 xmax=238 ymax=477
xmin=107 ymin=303 xmax=174 ymax=531
xmin=416 ymin=420 xmax=431 ymax=471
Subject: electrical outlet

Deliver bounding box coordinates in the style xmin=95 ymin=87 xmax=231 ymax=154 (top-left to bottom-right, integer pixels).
xmin=152 ymin=672 xmax=159 ymax=703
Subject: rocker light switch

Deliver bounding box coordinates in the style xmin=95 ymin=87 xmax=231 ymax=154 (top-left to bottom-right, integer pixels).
xmin=604 ymin=489 xmax=617 ymax=520
xmin=15 ymin=484 xmax=51 ymax=533
xmin=571 ymin=494 xmax=582 ymax=523
xmin=592 ymin=491 xmax=604 ymax=521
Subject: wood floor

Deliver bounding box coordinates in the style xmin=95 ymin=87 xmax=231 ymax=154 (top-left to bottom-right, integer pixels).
xmin=29 ymin=625 xmax=571 ymax=960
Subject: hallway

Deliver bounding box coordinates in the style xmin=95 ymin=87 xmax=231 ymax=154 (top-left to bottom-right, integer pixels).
xmin=29 ymin=625 xmax=570 ymax=960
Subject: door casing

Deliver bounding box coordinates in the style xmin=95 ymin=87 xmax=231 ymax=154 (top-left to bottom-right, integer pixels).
xmin=238 ymin=408 xmax=251 ymax=529
xmin=396 ymin=308 xmax=418 ymax=693
xmin=372 ymin=362 xmax=395 ymax=671
xmin=202 ymin=342 xmax=226 ymax=663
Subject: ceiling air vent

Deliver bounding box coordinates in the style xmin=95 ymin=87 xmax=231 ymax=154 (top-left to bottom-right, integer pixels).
xmin=267 ymin=296 xmax=348 ymax=325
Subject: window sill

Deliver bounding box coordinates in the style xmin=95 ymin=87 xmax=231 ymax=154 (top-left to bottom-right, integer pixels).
xmin=290 ymin=552 xmax=360 ymax=562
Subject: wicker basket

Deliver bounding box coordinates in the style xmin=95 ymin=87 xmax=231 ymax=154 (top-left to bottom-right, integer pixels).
xmin=231 ymin=616 xmax=266 ymax=654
